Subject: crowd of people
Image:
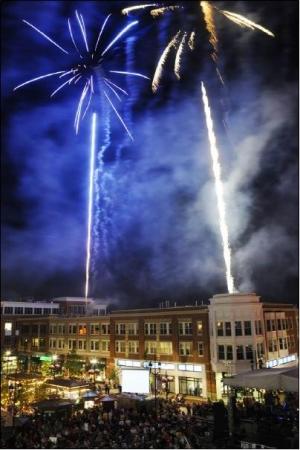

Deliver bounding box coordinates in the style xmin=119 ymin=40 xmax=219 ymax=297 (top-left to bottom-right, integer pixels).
xmin=1 ymin=393 xmax=298 ymax=449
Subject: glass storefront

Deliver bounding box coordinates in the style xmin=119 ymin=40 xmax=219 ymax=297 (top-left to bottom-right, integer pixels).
xmin=179 ymin=377 xmax=202 ymax=396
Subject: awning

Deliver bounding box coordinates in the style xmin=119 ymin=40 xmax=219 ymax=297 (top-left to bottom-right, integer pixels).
xmin=223 ymin=367 xmax=298 ymax=392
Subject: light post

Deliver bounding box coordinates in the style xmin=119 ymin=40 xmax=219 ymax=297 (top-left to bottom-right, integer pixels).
xmin=148 ymin=360 xmax=161 ymax=417
xmin=90 ymin=358 xmax=98 ymax=388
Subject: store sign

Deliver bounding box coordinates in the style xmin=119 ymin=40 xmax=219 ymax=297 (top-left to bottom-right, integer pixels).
xmin=117 ymin=360 xmax=141 ymax=368
xmin=266 ymin=354 xmax=296 ymax=368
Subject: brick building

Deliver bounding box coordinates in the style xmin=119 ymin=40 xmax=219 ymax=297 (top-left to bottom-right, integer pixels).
xmin=1 ymin=293 xmax=298 ymax=400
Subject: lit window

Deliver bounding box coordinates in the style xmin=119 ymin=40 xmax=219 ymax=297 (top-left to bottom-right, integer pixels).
xmin=197 ymin=321 xmax=203 ymax=334
xmin=159 ymin=341 xmax=172 ymax=355
xmin=4 ymin=322 xmax=12 ymax=336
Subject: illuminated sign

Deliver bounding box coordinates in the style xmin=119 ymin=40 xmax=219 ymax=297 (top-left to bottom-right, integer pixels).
xmin=266 ymin=354 xmax=296 ymax=368
xmin=178 ymin=364 xmax=202 ymax=372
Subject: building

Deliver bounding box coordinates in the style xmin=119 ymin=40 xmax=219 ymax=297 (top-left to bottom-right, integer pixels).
xmin=1 ymin=293 xmax=298 ymax=400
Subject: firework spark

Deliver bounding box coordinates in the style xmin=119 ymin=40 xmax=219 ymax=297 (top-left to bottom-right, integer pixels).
xmin=201 ymin=82 xmax=235 ymax=294
xmin=174 ymin=32 xmax=187 ymax=80
xmin=152 ymin=30 xmax=182 ymax=92
xmin=15 ymin=13 xmax=149 ymax=136
xmin=15 ymin=12 xmax=149 ymax=300
xmin=123 ymin=1 xmax=274 ymax=90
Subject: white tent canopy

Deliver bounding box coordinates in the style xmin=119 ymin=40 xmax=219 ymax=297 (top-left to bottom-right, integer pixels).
xmin=223 ymin=367 xmax=298 ymax=392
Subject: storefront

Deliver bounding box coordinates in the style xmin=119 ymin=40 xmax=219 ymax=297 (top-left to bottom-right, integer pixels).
xmin=116 ymin=359 xmax=206 ymax=397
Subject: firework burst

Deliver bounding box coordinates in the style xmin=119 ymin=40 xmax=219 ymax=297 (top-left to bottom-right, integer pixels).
xmin=122 ymin=1 xmax=274 ymax=91
xmin=14 ymin=11 xmax=149 ymax=136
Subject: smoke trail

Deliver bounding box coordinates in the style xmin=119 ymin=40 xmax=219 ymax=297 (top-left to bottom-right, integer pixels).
xmin=92 ymin=90 xmax=111 ymax=282
xmin=201 ymin=82 xmax=236 ymax=294
xmin=85 ymin=112 xmax=97 ymax=299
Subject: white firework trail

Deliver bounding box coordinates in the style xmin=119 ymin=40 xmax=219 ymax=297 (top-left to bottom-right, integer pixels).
xmin=85 ymin=112 xmax=97 ymax=299
xmin=201 ymin=82 xmax=236 ymax=294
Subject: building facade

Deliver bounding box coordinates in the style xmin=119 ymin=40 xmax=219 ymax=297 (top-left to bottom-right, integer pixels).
xmin=1 ymin=294 xmax=298 ymax=400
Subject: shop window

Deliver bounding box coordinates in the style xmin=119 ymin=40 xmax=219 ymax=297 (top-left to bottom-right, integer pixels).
xmin=179 ymin=377 xmax=202 ymax=396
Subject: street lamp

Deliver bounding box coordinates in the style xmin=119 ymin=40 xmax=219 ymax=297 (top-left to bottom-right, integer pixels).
xmin=148 ymin=360 xmax=161 ymax=417
xmin=90 ymin=358 xmax=98 ymax=387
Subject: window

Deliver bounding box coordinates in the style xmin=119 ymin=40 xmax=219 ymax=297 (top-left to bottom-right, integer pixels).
xmin=179 ymin=377 xmax=202 ymax=396
xmin=78 ymin=324 xmax=87 ymax=336
xmin=68 ymin=339 xmax=76 ymax=350
xmin=90 ymin=340 xmax=100 ymax=351
xmin=43 ymin=308 xmax=51 ymax=315
xmin=269 ymin=339 xmax=277 ymax=352
xmin=34 ymin=308 xmax=42 ymax=315
xmin=32 ymin=338 xmax=39 ymax=348
xmin=145 ymin=341 xmax=157 ymax=355
xmin=15 ymin=307 xmax=23 ymax=314
xmin=50 ymin=339 xmax=56 ymax=349
xmin=245 ymin=345 xmax=253 ymax=359
xmin=50 ymin=325 xmax=57 ymax=334
xmin=289 ymin=318 xmax=293 ymax=329
xmin=225 ymin=322 xmax=231 ymax=336
xmin=197 ymin=321 xmax=203 ymax=334
xmin=257 ymin=343 xmax=264 ymax=358
xmin=159 ymin=341 xmax=172 ymax=355
xmin=226 ymin=345 xmax=233 ymax=360
xmin=4 ymin=322 xmax=12 ymax=336
xmin=179 ymin=322 xmax=193 ymax=336
xmin=179 ymin=342 xmax=192 ymax=356
xmin=116 ymin=324 xmax=126 ymax=335
xmin=160 ymin=322 xmax=172 ymax=335
xmin=217 ymin=321 xmax=224 ymax=336
xmin=90 ymin=323 xmax=99 ymax=335
xmin=58 ymin=324 xmax=65 ymax=334
xmin=4 ymin=307 xmax=13 ymax=314
xmin=101 ymin=340 xmax=109 ymax=352
xmin=128 ymin=341 xmax=139 ymax=354
xmin=255 ymin=320 xmax=262 ymax=335
xmin=244 ymin=321 xmax=252 ymax=336
xmin=78 ymin=340 xmax=87 ymax=350
xmin=24 ymin=307 xmax=33 ymax=314
xmin=198 ymin=342 xmax=204 ymax=357
xmin=271 ymin=320 xmax=276 ymax=331
xmin=145 ymin=323 xmax=157 ymax=335
xmin=68 ymin=324 xmax=77 ymax=334
xmin=266 ymin=320 xmax=271 ymax=332
xmin=277 ymin=319 xmax=282 ymax=330
xmin=101 ymin=323 xmax=110 ymax=335
xmin=236 ymin=345 xmax=244 ymax=360
xmin=127 ymin=323 xmax=138 ymax=335
xmin=235 ymin=321 xmax=242 ymax=336
xmin=218 ymin=345 xmax=225 ymax=360
xmin=115 ymin=340 xmax=126 ymax=353
xmin=58 ymin=339 xmax=65 ymax=349
xmin=279 ymin=338 xmax=287 ymax=350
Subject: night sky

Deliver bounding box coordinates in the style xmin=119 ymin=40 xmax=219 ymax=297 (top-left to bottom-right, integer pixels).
xmin=1 ymin=1 xmax=298 ymax=308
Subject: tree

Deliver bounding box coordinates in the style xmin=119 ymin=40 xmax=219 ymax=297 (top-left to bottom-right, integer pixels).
xmin=64 ymin=351 xmax=84 ymax=377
